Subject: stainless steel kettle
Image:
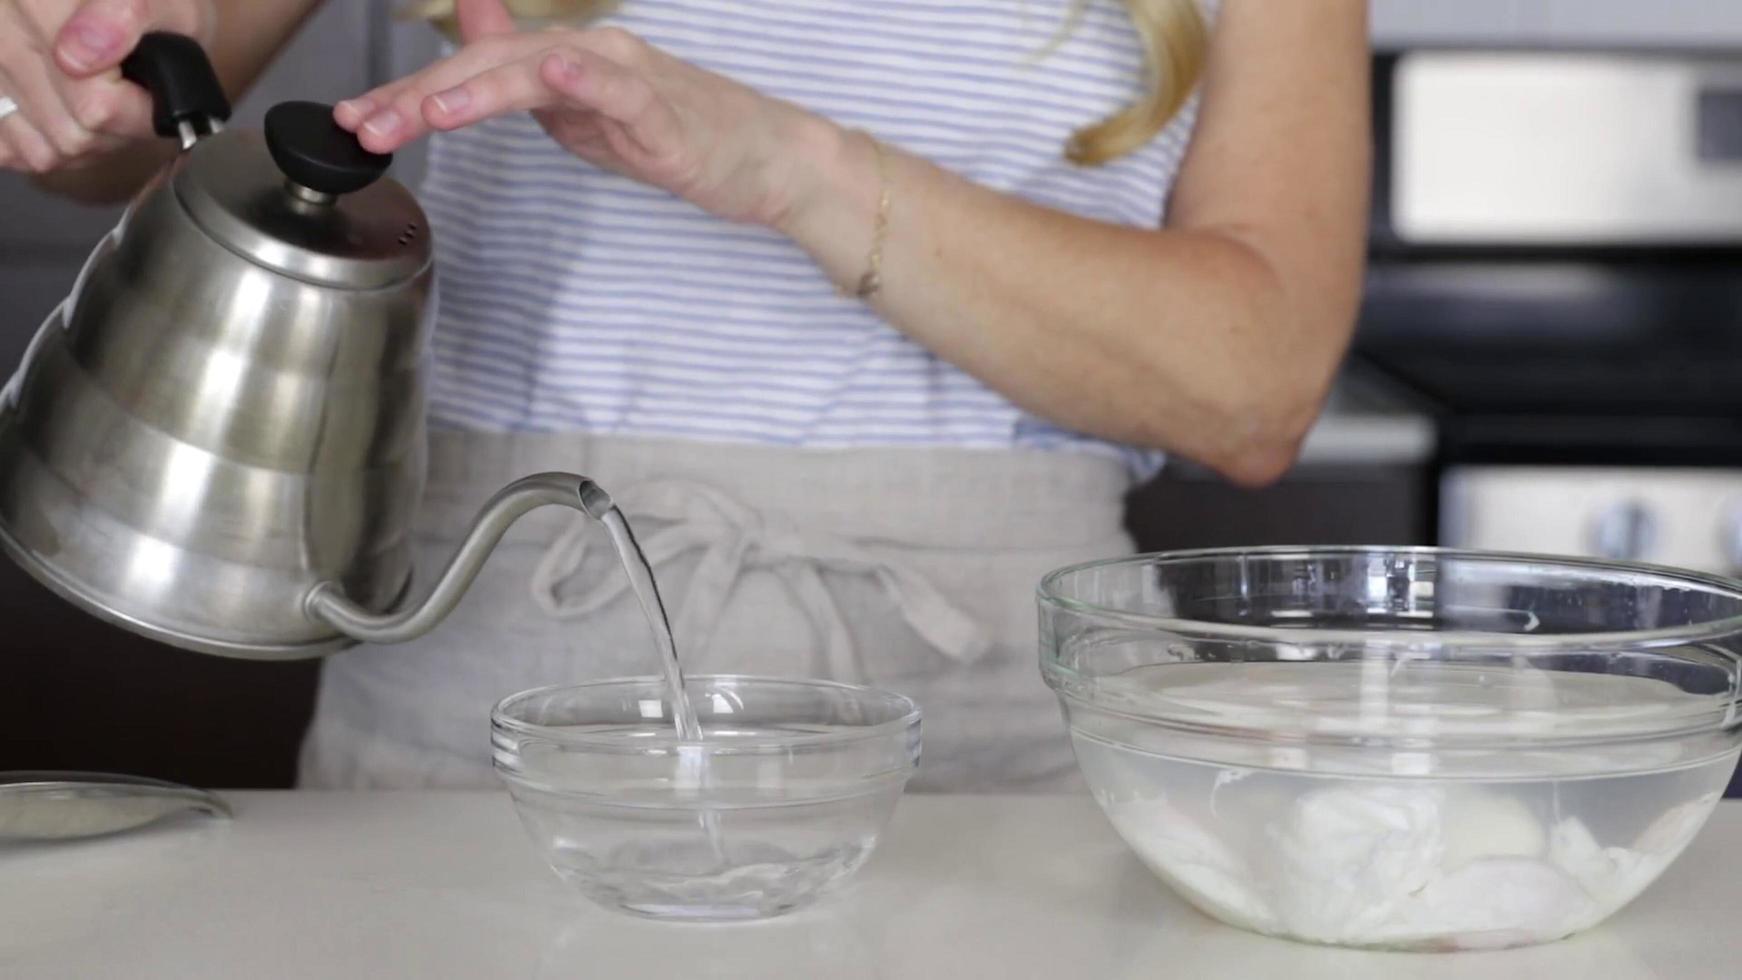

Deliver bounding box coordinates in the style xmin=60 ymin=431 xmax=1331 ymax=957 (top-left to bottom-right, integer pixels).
xmin=0 ymin=34 xmax=615 ymax=660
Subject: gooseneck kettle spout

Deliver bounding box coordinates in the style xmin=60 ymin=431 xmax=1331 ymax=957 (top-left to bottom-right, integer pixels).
xmin=306 ymin=475 xmax=616 ymax=645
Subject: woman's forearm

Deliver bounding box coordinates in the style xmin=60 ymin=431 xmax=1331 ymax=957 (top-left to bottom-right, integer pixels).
xmin=779 ymin=0 xmax=1369 ymax=485
xmin=777 ymin=133 xmax=1344 ymax=486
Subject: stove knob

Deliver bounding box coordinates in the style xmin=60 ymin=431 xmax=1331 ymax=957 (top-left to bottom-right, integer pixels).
xmin=1590 ymin=501 xmax=1656 ymax=562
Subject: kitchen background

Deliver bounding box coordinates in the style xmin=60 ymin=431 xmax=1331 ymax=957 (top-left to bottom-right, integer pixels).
xmin=1 ymin=0 xmax=1739 ymax=791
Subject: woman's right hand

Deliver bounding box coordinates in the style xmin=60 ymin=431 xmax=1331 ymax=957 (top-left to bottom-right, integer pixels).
xmin=0 ymin=0 xmax=215 ymax=173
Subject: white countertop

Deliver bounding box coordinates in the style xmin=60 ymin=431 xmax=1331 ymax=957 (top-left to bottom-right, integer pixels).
xmin=1297 ymin=408 xmax=1437 ymax=467
xmin=2 ymin=792 xmax=1736 ymax=979
xmin=1295 ymin=372 xmax=1437 ymax=467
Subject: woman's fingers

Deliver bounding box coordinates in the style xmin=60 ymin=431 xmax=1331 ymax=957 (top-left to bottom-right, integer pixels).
xmin=58 ymin=71 xmax=154 ymax=144
xmin=53 ymin=0 xmax=209 ymax=77
xmin=0 ymin=54 xmax=150 ymax=170
xmin=6 ymin=50 xmax=97 ymax=160
xmin=0 ymin=0 xmax=184 ymax=175
xmin=347 ymin=46 xmax=676 ymax=159
xmin=0 ymin=99 xmax=60 ymax=172
xmin=418 ymin=52 xmax=569 ymax=134
xmin=336 ymin=34 xmax=549 ymax=148
xmin=53 ymin=0 xmax=145 ymax=75
xmin=415 ymin=46 xmax=666 ymax=137
xmin=337 ymin=27 xmax=680 ymax=156
xmin=538 ymin=49 xmax=678 ymax=159
xmin=0 ymin=6 xmax=52 ymax=170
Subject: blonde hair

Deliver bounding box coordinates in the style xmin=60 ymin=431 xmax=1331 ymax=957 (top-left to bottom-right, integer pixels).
xmin=403 ymin=1 xmax=1207 ymax=165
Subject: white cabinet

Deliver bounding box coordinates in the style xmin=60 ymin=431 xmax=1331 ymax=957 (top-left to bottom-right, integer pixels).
xmin=1373 ymin=0 xmax=1742 ymax=48
xmin=1371 ymin=0 xmax=1548 ymax=46
xmin=1542 ymin=0 xmax=1742 ymax=47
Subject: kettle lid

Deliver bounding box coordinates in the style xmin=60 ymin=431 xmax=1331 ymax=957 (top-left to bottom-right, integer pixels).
xmin=173 ymin=101 xmax=432 ymax=290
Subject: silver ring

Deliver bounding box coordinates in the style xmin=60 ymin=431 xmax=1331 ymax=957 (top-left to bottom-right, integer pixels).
xmin=0 ymin=96 xmax=19 ymax=122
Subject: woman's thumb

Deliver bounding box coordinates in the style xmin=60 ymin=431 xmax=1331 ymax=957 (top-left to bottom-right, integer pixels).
xmin=456 ymin=0 xmax=519 ymax=44
xmin=54 ymin=0 xmax=202 ymax=76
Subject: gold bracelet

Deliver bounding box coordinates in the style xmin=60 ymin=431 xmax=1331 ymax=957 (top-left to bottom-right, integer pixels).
xmin=846 ymin=132 xmax=891 ymax=301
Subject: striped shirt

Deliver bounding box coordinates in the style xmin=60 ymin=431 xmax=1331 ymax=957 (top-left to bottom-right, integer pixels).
xmin=421 ymin=0 xmax=1206 ymax=477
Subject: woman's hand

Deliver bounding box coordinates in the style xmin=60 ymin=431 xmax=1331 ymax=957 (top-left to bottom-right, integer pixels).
xmin=0 ymin=0 xmax=216 ymax=173
xmin=335 ymin=0 xmax=836 ymax=227
xmin=342 ymin=0 xmax=1367 ymax=486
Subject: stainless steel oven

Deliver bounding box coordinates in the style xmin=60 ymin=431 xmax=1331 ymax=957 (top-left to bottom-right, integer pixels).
xmin=1356 ymin=49 xmax=1742 ymax=575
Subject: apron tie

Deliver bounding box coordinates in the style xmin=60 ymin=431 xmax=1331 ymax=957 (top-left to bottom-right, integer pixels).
xmin=528 ymin=479 xmax=990 ymax=678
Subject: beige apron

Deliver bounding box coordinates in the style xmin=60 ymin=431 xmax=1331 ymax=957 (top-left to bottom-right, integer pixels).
xmin=300 ymin=431 xmax=1133 ymax=792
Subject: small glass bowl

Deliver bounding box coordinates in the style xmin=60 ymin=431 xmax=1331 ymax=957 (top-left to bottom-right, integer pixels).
xmin=1040 ymin=547 xmax=1742 ymax=951
xmin=492 ymin=675 xmax=920 ymax=921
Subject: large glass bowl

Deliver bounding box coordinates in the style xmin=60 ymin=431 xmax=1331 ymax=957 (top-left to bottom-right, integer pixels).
xmin=492 ymin=675 xmax=920 ymax=921
xmin=1040 ymin=547 xmax=1742 ymax=952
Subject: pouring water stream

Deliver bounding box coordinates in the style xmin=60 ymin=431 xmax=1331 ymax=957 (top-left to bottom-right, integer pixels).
xmin=597 ymin=506 xmax=728 ymax=863
xmin=598 ymin=509 xmax=701 ymax=739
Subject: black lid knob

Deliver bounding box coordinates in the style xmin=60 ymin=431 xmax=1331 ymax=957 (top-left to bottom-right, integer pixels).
xmin=120 ymin=32 xmax=231 ymax=139
xmin=264 ymin=101 xmax=393 ymax=197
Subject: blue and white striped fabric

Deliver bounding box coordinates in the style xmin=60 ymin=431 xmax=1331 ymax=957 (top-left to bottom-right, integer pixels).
xmin=420 ymin=0 xmax=1205 ymax=477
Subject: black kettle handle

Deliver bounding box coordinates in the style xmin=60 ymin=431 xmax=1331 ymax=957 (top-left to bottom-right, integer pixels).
xmin=120 ymin=32 xmax=231 ymax=141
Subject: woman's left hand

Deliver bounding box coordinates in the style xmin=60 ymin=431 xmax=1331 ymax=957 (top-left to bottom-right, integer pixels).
xmin=335 ymin=0 xmax=836 ymax=227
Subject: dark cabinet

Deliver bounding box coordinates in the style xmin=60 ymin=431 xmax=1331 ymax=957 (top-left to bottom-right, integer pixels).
xmin=0 ymin=2 xmax=372 ymax=789
xmin=0 ymin=556 xmax=319 ymax=787
xmin=1126 ymin=462 xmax=1432 ymax=553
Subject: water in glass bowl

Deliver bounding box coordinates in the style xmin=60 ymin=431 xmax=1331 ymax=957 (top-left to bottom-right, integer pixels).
xmin=1069 ymin=661 xmax=1739 ymax=951
xmin=498 ymin=498 xmax=918 ymax=921
xmin=505 ymin=724 xmax=906 ymax=920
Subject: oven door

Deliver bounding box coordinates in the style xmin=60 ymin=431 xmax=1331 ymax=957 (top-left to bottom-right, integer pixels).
xmin=1441 ymin=466 xmax=1742 ymax=577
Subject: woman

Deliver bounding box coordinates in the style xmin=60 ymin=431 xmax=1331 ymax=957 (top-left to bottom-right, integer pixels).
xmin=1 ymin=0 xmax=1368 ymax=790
